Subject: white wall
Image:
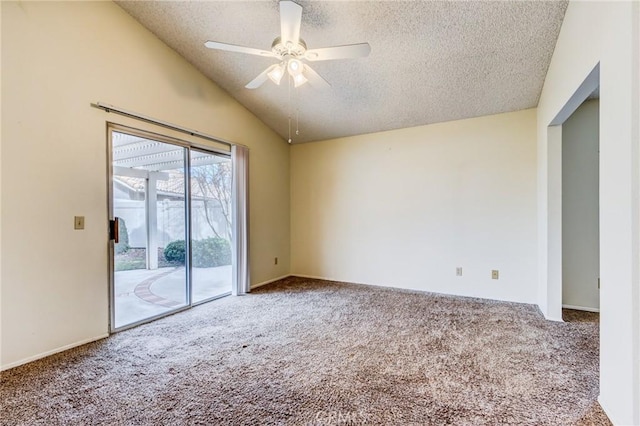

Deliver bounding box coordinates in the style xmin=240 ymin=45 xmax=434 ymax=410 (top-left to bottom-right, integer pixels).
xmin=537 ymin=1 xmax=640 ymax=424
xmin=1 ymin=1 xmax=290 ymax=370
xmin=291 ymin=109 xmax=537 ymax=304
xmin=562 ymin=99 xmax=599 ymax=311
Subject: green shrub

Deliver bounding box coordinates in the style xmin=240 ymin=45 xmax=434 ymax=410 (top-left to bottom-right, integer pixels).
xmin=193 ymin=237 xmax=232 ymax=268
xmin=163 ymin=237 xmax=231 ymax=267
xmin=164 ymin=240 xmax=186 ymax=264
xmin=115 ymin=219 xmax=130 ymax=254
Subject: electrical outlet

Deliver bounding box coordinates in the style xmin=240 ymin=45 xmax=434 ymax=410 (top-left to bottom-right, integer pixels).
xmin=456 ymin=267 xmax=463 ymax=276
xmin=274 ymin=257 xmax=278 ymax=265
xmin=491 ymin=270 xmax=499 ymax=280
xmin=74 ymin=216 xmax=85 ymax=230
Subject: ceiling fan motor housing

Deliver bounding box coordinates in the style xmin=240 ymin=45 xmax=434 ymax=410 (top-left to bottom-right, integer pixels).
xmin=271 ymin=36 xmax=307 ymax=58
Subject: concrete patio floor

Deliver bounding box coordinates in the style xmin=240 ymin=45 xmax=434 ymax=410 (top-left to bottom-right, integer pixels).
xmin=114 ymin=265 xmax=232 ymax=329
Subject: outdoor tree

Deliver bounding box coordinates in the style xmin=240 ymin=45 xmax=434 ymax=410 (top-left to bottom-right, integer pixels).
xmin=190 ymin=161 xmax=232 ymax=241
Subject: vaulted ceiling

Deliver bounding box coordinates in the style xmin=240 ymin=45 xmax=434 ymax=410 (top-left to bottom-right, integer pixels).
xmin=116 ymin=1 xmax=568 ymax=143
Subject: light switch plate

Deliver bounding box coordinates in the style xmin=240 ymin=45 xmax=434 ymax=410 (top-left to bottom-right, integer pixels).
xmin=491 ymin=270 xmax=499 ymax=280
xmin=74 ymin=216 xmax=85 ymax=230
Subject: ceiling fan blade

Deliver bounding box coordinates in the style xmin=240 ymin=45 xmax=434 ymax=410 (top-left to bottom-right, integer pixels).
xmin=245 ymin=64 xmax=279 ymax=89
xmin=303 ymin=65 xmax=330 ymax=89
xmin=305 ymin=43 xmax=371 ymax=61
xmin=280 ymin=1 xmax=302 ymax=46
xmin=205 ymin=40 xmax=276 ymax=58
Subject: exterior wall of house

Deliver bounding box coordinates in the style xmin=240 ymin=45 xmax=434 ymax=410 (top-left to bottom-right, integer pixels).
xmin=1 ymin=1 xmax=290 ymax=370
xmin=114 ymin=200 xmax=228 ymax=248
xmin=291 ymin=109 xmax=538 ymax=304
xmin=536 ymin=1 xmax=640 ymax=423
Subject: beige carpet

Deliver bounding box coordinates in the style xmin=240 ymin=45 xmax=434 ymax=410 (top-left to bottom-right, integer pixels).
xmin=1 ymin=277 xmax=611 ymax=425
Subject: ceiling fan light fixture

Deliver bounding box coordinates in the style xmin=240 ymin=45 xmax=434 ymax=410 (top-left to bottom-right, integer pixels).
xmin=287 ymin=58 xmax=302 ymax=76
xmin=268 ymin=63 xmax=285 ymax=85
xmin=293 ymin=72 xmax=308 ymax=88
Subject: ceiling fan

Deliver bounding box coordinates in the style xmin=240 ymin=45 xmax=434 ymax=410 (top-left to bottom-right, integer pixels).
xmin=204 ymin=0 xmax=371 ymax=90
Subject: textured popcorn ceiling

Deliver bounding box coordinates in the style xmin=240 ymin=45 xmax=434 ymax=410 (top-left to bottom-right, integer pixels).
xmin=115 ymin=1 xmax=568 ymax=143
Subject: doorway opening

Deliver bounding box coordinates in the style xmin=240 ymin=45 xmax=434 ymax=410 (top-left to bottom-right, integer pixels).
xmin=544 ymin=63 xmax=600 ymax=322
xmin=561 ymin=96 xmax=600 ymax=315
xmin=109 ymin=126 xmax=232 ymax=331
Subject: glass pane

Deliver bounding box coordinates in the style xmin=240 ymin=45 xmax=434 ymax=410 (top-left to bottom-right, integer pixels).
xmin=112 ymin=131 xmax=188 ymax=328
xmin=190 ymin=150 xmax=233 ymax=303
xmin=114 ymin=177 xmax=146 ymax=271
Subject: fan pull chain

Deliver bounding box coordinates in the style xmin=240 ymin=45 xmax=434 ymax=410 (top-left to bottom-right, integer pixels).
xmin=287 ymin=74 xmax=292 ymax=143
xmin=295 ymin=81 xmax=300 ymax=136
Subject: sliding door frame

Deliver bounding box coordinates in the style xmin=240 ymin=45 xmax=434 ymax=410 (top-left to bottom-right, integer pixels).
xmin=190 ymin=147 xmax=233 ymax=306
xmin=107 ymin=123 xmax=231 ymax=333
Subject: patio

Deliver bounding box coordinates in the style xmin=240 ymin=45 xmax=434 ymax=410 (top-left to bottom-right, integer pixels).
xmin=114 ymin=265 xmax=232 ymax=328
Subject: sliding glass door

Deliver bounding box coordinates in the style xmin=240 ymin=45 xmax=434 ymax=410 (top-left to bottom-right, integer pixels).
xmin=190 ymin=149 xmax=233 ymax=304
xmin=109 ymin=127 xmax=232 ymax=331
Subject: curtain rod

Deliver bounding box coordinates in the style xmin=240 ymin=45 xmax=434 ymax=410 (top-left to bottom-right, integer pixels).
xmin=92 ymin=102 xmax=245 ymax=148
